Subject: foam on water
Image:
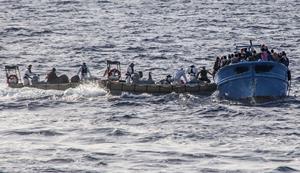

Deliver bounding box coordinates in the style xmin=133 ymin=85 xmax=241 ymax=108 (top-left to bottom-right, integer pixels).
xmin=0 ymin=83 xmax=62 ymax=102
xmin=63 ymin=83 xmax=107 ymax=99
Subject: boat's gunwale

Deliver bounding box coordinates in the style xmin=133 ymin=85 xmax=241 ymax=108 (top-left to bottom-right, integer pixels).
xmin=215 ymin=61 xmax=287 ymax=77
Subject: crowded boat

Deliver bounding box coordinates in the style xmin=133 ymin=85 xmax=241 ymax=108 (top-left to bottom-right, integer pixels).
xmin=4 ymin=41 xmax=291 ymax=98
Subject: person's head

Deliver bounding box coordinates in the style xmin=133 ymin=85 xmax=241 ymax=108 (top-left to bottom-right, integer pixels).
xmin=138 ymin=71 xmax=143 ymax=78
xmin=190 ymin=65 xmax=195 ymax=68
xmin=28 ymin=64 xmax=32 ymax=69
xmin=83 ymin=62 xmax=86 ymax=66
xmin=148 ymin=72 xmax=152 ymax=78
xmin=52 ymin=68 xmax=56 ymax=72
xmin=202 ymin=66 xmax=206 ymax=70
xmin=130 ymin=63 xmax=134 ymax=67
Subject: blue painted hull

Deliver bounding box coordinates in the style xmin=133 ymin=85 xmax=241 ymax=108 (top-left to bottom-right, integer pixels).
xmin=215 ymin=61 xmax=289 ymax=100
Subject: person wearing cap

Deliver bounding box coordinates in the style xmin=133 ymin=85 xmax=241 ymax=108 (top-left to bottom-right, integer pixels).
xmin=77 ymin=62 xmax=91 ymax=80
xmin=23 ymin=65 xmax=35 ymax=86
xmin=46 ymin=68 xmax=58 ymax=84
xmin=187 ymin=65 xmax=198 ymax=81
xmin=173 ymin=67 xmax=188 ymax=85
xmin=126 ymin=63 xmax=135 ymax=83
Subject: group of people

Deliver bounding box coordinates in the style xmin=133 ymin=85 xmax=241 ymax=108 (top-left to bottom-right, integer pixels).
xmin=212 ymin=44 xmax=290 ymax=76
xmin=22 ymin=63 xmax=92 ymax=85
xmin=23 ymin=61 xmax=213 ymax=86
xmin=123 ymin=63 xmax=212 ymax=85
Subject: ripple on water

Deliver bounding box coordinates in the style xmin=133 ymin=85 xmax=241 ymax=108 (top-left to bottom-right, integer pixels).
xmin=274 ymin=166 xmax=299 ymax=173
xmin=5 ymin=130 xmax=64 ymax=137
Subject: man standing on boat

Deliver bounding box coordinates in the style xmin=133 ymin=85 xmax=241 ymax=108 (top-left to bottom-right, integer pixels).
xmin=23 ymin=64 xmax=35 ymax=86
xmin=126 ymin=63 xmax=135 ymax=83
xmin=77 ymin=62 xmax=92 ymax=80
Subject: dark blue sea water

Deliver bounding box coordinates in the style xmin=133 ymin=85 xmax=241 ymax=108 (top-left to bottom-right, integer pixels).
xmin=0 ymin=0 xmax=299 ymax=172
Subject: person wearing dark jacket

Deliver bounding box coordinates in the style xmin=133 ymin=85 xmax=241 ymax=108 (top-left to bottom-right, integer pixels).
xmin=77 ymin=62 xmax=91 ymax=80
xmin=46 ymin=68 xmax=58 ymax=84
xmin=198 ymin=66 xmax=212 ymax=83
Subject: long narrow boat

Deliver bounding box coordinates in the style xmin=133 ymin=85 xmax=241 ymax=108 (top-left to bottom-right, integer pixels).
xmin=7 ymin=82 xmax=81 ymax=90
xmin=7 ymin=80 xmax=217 ymax=95
xmin=5 ymin=63 xmax=217 ymax=95
xmin=99 ymin=80 xmax=217 ymax=95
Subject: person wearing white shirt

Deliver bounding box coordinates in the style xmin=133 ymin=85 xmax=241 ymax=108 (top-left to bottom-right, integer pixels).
xmin=173 ymin=67 xmax=187 ymax=84
xmin=23 ymin=65 xmax=35 ymax=86
xmin=187 ymin=65 xmax=198 ymax=81
xmin=126 ymin=63 xmax=135 ymax=83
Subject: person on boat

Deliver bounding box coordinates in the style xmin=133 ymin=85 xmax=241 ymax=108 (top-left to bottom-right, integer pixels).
xmin=187 ymin=65 xmax=198 ymax=81
xmin=77 ymin=62 xmax=91 ymax=80
xmin=220 ymin=56 xmax=228 ymax=67
xmin=173 ymin=67 xmax=188 ymax=85
xmin=166 ymin=74 xmax=173 ymax=84
xmin=23 ymin=64 xmax=36 ymax=86
xmin=126 ymin=63 xmax=135 ymax=83
xmin=199 ymin=66 xmax=211 ymax=83
xmin=46 ymin=68 xmax=58 ymax=84
xmin=159 ymin=74 xmax=173 ymax=84
xmin=147 ymin=72 xmax=155 ymax=84
xmin=231 ymin=53 xmax=240 ymax=64
xmin=271 ymin=49 xmax=280 ymax=62
xmin=212 ymin=56 xmax=221 ymax=77
xmin=260 ymin=50 xmax=269 ymax=61
xmin=279 ymin=51 xmax=289 ymax=67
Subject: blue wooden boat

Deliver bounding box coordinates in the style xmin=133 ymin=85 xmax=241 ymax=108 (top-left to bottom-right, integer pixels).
xmin=215 ymin=61 xmax=290 ymax=100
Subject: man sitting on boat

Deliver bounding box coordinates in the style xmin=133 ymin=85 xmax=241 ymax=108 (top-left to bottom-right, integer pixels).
xmin=46 ymin=68 xmax=69 ymax=84
xmin=173 ymin=67 xmax=188 ymax=85
xmin=46 ymin=68 xmax=58 ymax=84
xmin=23 ymin=64 xmax=36 ymax=86
xmin=126 ymin=63 xmax=135 ymax=83
xmin=146 ymin=72 xmax=155 ymax=84
xmin=198 ymin=66 xmax=211 ymax=83
xmin=77 ymin=62 xmax=92 ymax=80
xmin=159 ymin=74 xmax=173 ymax=84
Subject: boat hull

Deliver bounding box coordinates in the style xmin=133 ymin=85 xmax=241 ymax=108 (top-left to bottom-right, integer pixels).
xmin=99 ymin=80 xmax=217 ymax=95
xmin=8 ymin=82 xmax=81 ymax=90
xmin=8 ymin=80 xmax=217 ymax=95
xmin=215 ymin=61 xmax=289 ymax=100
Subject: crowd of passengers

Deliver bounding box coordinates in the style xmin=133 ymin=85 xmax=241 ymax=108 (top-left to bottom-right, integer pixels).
xmin=20 ymin=44 xmax=290 ymax=86
xmin=123 ymin=63 xmax=212 ymax=85
xmin=212 ymin=44 xmax=290 ymax=76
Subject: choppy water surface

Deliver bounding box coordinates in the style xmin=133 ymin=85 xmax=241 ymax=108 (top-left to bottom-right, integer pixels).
xmin=0 ymin=0 xmax=300 ymax=172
